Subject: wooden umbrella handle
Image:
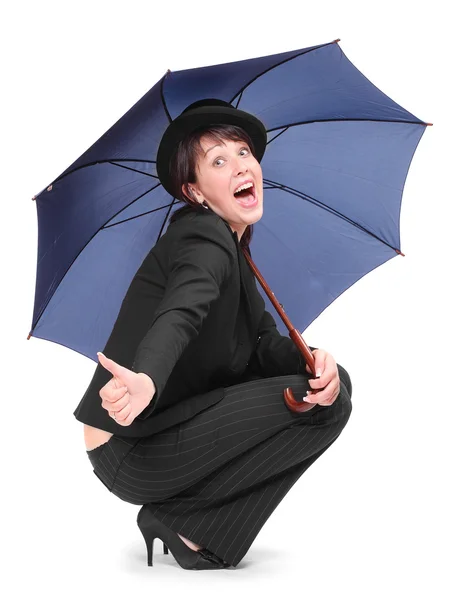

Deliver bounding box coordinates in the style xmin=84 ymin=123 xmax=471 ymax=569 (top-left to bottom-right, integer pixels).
xmin=242 ymin=248 xmax=316 ymax=413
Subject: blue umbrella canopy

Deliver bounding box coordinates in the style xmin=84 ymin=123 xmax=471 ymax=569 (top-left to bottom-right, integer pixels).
xmin=30 ymin=38 xmax=430 ymax=362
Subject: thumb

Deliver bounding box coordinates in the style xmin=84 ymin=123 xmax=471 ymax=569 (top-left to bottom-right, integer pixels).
xmin=97 ymin=352 xmax=130 ymax=386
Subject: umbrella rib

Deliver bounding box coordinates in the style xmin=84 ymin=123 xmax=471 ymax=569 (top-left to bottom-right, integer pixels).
xmin=228 ymin=40 xmax=336 ymax=106
xmin=98 ymin=182 xmax=169 ymax=229
xmin=266 ymin=117 xmax=427 ymax=138
xmin=267 ymin=127 xmax=290 ymax=145
xmin=102 ymin=202 xmax=174 ymax=229
xmin=263 ymin=178 xmax=404 ymax=255
xmin=37 ymin=159 xmax=158 ymax=194
xmin=158 ymin=197 xmax=179 ymax=240
xmin=109 ymin=161 xmax=159 ymax=179
xmin=234 ymin=90 xmax=244 ymax=109
xmin=102 ymin=195 xmax=179 ymax=232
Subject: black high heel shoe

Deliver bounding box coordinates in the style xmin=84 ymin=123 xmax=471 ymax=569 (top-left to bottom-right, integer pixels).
xmin=137 ymin=505 xmax=231 ymax=570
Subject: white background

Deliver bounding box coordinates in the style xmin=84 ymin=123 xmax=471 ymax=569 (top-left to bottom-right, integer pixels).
xmin=2 ymin=1 xmax=474 ymax=598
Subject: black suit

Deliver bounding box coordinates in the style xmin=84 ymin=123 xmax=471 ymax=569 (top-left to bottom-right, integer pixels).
xmin=78 ymin=206 xmax=353 ymax=567
xmin=74 ymin=207 xmax=316 ymax=437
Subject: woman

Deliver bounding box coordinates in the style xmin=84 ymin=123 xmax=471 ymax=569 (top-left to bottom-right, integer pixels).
xmin=73 ymin=99 xmax=353 ymax=570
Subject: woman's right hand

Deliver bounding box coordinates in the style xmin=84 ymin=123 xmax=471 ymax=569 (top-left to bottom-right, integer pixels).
xmin=97 ymin=352 xmax=156 ymax=426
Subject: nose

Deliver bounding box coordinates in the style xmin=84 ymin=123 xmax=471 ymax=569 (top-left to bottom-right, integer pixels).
xmin=233 ymin=155 xmax=249 ymax=176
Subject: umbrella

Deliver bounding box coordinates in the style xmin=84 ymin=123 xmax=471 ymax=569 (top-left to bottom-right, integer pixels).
xmin=29 ymin=38 xmax=431 ymax=410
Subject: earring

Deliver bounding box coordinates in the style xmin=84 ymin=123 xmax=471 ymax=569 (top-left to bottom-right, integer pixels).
xmin=188 ymin=186 xmax=209 ymax=209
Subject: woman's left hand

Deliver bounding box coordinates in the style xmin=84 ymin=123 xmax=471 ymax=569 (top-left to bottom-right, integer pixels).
xmin=97 ymin=352 xmax=155 ymax=425
xmin=304 ymin=349 xmax=340 ymax=406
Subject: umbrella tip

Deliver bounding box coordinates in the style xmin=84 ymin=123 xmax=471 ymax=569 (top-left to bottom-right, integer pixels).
xmin=396 ymin=249 xmax=406 ymax=257
xmin=425 ymin=122 xmax=433 ymax=126
xmin=333 ymin=38 xmax=341 ymax=43
xmin=27 ymin=332 xmax=32 ymax=340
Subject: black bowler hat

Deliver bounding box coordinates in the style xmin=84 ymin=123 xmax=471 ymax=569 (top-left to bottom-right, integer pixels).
xmin=156 ymin=98 xmax=267 ymax=196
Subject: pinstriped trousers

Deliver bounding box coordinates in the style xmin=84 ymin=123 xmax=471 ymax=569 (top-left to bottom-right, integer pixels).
xmin=86 ymin=366 xmax=352 ymax=567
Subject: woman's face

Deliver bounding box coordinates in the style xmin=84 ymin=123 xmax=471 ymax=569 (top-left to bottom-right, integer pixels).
xmin=183 ymin=135 xmax=264 ymax=240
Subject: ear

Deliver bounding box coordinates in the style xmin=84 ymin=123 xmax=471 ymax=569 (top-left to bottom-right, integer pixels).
xmin=181 ymin=183 xmax=191 ymax=200
xmin=182 ymin=183 xmax=194 ymax=202
xmin=183 ymin=183 xmax=203 ymax=203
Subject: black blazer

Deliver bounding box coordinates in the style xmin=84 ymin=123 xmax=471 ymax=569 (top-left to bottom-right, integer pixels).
xmin=73 ymin=208 xmax=316 ymax=437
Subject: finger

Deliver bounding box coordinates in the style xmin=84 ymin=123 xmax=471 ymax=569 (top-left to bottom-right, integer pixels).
xmin=117 ymin=412 xmax=135 ymax=427
xmin=100 ymin=384 xmax=127 ymax=403
xmin=102 ymin=397 xmax=130 ymax=413
xmin=101 ymin=385 xmax=127 ymax=402
xmin=106 ymin=386 xmax=128 ymax=402
xmin=102 ymin=392 xmax=130 ymax=413
xmin=312 ymin=348 xmax=327 ymax=378
xmin=308 ymin=360 xmax=338 ymax=391
xmin=116 ymin=406 xmax=135 ymax=427
xmin=305 ymin=379 xmax=339 ymax=405
xmin=114 ymin=401 xmax=132 ymax=422
xmin=108 ymin=409 xmax=131 ymax=426
xmin=318 ymin=380 xmax=341 ymax=405
xmin=306 ymin=363 xmax=323 ymax=378
xmin=107 ymin=402 xmax=131 ymax=424
xmin=98 ymin=379 xmax=125 ymax=403
xmin=307 ymin=376 xmax=328 ymax=392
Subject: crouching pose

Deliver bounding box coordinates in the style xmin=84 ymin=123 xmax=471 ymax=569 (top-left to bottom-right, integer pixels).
xmin=73 ymin=99 xmax=353 ymax=570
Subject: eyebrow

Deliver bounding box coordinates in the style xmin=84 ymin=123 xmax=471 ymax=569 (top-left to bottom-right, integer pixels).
xmin=204 ymin=143 xmax=222 ymax=157
xmin=204 ymin=142 xmax=248 ymax=157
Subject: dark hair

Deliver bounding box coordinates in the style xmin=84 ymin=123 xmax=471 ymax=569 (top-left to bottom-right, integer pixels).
xmin=167 ymin=124 xmax=256 ymax=251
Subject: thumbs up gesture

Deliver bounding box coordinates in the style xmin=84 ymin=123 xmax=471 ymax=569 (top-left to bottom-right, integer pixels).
xmin=97 ymin=352 xmax=156 ymax=426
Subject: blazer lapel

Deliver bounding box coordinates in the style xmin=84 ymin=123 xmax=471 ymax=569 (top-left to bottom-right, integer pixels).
xmin=235 ymin=237 xmax=262 ymax=335
xmin=219 ymin=216 xmax=262 ymax=335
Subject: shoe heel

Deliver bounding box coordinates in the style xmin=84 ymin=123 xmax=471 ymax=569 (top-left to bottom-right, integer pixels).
xmin=146 ymin=536 xmax=154 ymax=567
xmin=139 ymin=528 xmax=155 ymax=567
xmin=137 ymin=506 xmax=168 ymax=565
xmin=137 ymin=512 xmax=156 ymax=566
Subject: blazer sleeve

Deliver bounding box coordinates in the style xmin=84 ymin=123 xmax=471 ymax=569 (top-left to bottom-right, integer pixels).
xmin=131 ymin=217 xmax=234 ymax=419
xmin=247 ymin=308 xmax=318 ymax=378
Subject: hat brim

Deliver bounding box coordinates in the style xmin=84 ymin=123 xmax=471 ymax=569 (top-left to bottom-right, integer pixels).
xmin=156 ymin=105 xmax=267 ymax=196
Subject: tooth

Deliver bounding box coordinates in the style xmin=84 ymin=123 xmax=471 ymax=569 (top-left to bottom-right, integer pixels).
xmin=235 ymin=182 xmax=253 ymax=193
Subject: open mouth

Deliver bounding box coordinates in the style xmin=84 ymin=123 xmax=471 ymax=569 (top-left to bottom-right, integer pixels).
xmin=233 ymin=183 xmax=258 ymax=207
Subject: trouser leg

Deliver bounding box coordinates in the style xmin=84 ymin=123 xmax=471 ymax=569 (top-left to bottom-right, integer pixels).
xmin=154 ymin=424 xmax=347 ymax=567
xmin=89 ymin=367 xmax=352 ymax=567
xmin=146 ymin=371 xmax=352 ymax=567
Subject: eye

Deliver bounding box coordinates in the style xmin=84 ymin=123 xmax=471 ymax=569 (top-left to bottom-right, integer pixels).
xmin=213 ymin=146 xmax=249 ymax=166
